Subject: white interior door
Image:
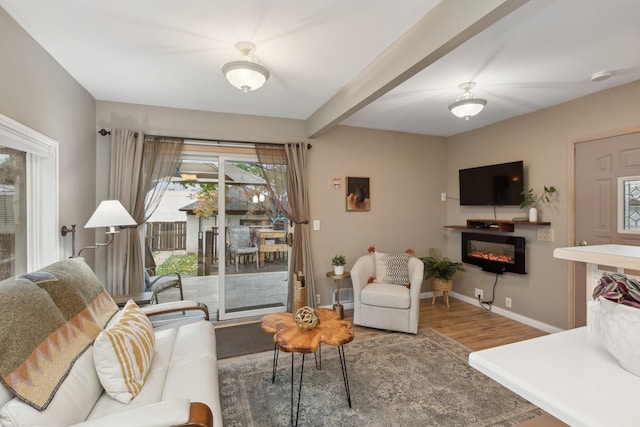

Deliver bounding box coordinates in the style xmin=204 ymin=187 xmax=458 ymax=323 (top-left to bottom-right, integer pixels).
xmin=574 ymin=132 xmax=640 ymax=326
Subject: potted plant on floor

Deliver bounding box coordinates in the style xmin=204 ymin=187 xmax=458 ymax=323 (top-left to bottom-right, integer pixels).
xmin=520 ymin=185 xmax=557 ymax=222
xmin=332 ymin=254 xmax=346 ymax=275
xmin=420 ymin=249 xmax=464 ymax=306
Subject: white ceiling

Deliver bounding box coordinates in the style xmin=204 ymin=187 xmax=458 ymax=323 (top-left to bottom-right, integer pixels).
xmin=2 ymin=0 xmax=640 ymax=137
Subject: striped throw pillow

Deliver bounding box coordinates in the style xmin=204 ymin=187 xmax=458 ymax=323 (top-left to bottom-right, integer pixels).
xmin=374 ymin=251 xmax=410 ymax=285
xmin=93 ymin=300 xmax=155 ymax=403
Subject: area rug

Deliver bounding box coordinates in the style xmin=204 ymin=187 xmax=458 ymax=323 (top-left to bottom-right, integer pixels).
xmin=215 ymin=321 xmax=275 ymax=359
xmin=218 ymin=329 xmax=542 ymax=426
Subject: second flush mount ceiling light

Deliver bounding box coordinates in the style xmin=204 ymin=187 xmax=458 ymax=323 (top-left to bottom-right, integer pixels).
xmin=448 ymin=82 xmax=487 ymax=120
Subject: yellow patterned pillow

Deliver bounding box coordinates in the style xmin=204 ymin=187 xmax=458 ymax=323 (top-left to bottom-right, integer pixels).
xmin=93 ymin=299 xmax=155 ymax=403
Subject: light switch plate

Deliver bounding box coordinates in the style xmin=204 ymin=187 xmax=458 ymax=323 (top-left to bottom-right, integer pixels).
xmin=313 ymin=220 xmax=320 ymax=231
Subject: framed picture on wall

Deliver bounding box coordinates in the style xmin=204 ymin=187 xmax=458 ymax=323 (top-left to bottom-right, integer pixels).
xmin=346 ymin=177 xmax=370 ymax=211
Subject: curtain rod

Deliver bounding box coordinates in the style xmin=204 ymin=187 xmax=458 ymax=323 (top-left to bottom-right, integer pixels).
xmin=97 ymin=129 xmax=312 ymax=149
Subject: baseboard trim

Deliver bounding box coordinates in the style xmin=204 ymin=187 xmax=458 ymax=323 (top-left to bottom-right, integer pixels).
xmin=327 ymin=292 xmax=563 ymax=334
xmin=318 ymin=302 xmax=354 ymax=310
xmin=448 ymin=291 xmax=563 ymax=334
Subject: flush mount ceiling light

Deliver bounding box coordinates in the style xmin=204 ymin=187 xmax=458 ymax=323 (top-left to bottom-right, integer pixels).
xmin=448 ymin=82 xmax=487 ymax=120
xmin=222 ymin=41 xmax=270 ymax=93
xmin=591 ymin=70 xmax=612 ymax=82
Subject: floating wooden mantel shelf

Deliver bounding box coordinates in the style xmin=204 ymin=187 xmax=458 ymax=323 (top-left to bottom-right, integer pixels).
xmin=445 ymin=219 xmax=551 ymax=233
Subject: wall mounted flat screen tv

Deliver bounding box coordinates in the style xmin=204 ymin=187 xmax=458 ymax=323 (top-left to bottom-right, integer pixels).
xmin=459 ymin=160 xmax=524 ymax=206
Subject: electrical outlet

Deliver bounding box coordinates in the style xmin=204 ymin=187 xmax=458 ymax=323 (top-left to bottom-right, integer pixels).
xmin=475 ymin=288 xmax=483 ymax=300
xmin=537 ymin=228 xmax=555 ymax=241
xmin=316 ymin=294 xmax=320 ymax=304
xmin=441 ymin=192 xmax=447 ymax=202
xmin=505 ymin=297 xmax=512 ymax=308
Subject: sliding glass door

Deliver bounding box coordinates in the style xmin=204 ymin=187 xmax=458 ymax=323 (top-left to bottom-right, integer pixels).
xmin=146 ymin=144 xmax=288 ymax=320
xmin=218 ymin=156 xmax=289 ymax=320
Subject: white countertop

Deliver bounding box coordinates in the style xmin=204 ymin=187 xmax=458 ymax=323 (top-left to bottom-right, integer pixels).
xmin=554 ymin=244 xmax=640 ymax=270
xmin=469 ymin=327 xmax=640 ymax=427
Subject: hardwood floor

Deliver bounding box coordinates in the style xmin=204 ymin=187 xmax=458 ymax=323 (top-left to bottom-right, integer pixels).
xmin=345 ymin=296 xmax=548 ymax=351
xmin=216 ymin=295 xmax=549 ymax=351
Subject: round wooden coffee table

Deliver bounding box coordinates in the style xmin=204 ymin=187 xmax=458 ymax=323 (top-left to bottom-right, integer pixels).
xmin=261 ymin=308 xmax=354 ymax=426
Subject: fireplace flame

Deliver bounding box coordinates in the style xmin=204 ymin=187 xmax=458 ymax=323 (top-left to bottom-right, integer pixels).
xmin=468 ymin=251 xmax=514 ymax=264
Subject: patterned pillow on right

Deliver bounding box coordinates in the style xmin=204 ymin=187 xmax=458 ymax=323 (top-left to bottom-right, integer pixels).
xmin=374 ymin=251 xmax=410 ymax=286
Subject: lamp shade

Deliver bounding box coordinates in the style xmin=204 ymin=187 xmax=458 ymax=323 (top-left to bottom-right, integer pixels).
xmin=85 ymin=200 xmax=136 ymax=230
xmin=222 ymin=61 xmax=269 ymax=92
xmin=448 ymin=98 xmax=487 ymax=120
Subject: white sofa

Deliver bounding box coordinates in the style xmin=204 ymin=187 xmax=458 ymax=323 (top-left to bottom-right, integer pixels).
xmin=351 ymin=253 xmax=424 ymax=334
xmin=0 ymin=258 xmax=222 ymax=427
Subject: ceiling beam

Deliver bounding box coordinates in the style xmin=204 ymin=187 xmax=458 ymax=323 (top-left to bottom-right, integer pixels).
xmin=304 ymin=0 xmax=530 ymax=138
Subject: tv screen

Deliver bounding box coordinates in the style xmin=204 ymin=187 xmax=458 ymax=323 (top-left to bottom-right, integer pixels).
xmin=459 ymin=161 xmax=524 ymax=206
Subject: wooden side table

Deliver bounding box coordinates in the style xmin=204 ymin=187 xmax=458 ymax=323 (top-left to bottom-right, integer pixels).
xmin=112 ymin=291 xmax=154 ymax=308
xmin=326 ymin=270 xmax=350 ymax=319
xmin=261 ymin=308 xmax=354 ymax=427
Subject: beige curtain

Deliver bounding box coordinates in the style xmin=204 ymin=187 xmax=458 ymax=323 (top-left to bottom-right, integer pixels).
xmin=134 ymin=136 xmax=184 ymax=224
xmin=255 ymin=143 xmax=315 ymax=310
xmin=107 ymin=131 xmax=183 ymax=295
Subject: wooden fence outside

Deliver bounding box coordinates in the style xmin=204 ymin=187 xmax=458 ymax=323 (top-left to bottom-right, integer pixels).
xmin=145 ymin=221 xmax=187 ymax=251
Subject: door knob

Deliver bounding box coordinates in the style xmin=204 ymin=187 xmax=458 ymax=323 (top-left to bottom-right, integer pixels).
xmin=579 ymin=240 xmax=588 ymax=246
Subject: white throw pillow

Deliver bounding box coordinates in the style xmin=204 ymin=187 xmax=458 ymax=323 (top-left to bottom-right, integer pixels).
xmin=374 ymin=251 xmax=410 ymax=286
xmin=93 ymin=300 xmax=155 ymax=404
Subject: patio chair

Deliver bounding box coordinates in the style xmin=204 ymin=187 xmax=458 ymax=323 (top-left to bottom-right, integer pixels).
xmin=144 ymin=267 xmax=184 ymax=304
xmin=228 ymin=226 xmax=259 ymax=272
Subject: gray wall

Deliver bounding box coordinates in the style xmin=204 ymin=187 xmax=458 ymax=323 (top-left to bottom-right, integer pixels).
xmin=0 ymin=8 xmax=97 ymax=261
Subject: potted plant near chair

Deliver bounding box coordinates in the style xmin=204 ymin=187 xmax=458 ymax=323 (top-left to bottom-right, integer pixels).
xmin=332 ymin=254 xmax=346 ymax=275
xmin=420 ymin=248 xmax=464 ymax=307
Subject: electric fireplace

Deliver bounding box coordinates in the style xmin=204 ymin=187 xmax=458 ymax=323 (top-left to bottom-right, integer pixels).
xmin=461 ymin=232 xmax=526 ymax=274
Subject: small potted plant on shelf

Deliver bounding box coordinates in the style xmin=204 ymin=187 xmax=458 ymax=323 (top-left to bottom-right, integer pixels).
xmin=420 ymin=248 xmax=464 ymax=299
xmin=331 ymin=254 xmax=346 ymax=275
xmin=520 ymin=185 xmax=557 ymax=222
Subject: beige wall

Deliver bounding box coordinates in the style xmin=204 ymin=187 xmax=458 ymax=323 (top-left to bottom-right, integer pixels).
xmin=5 ymin=2 xmax=640 ymax=327
xmin=96 ymin=102 xmax=446 ymax=303
xmin=0 ymin=8 xmax=97 ymax=261
xmin=446 ymin=80 xmax=640 ymax=329
xmin=308 ymin=126 xmax=446 ymax=299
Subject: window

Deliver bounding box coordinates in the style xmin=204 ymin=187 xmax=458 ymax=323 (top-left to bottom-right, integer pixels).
xmin=0 ymin=114 xmax=59 ymax=274
xmin=618 ymin=176 xmax=640 ymax=233
xmin=0 ymin=148 xmax=26 ymax=279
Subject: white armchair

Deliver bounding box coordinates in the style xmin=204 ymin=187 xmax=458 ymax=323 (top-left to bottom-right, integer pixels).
xmin=351 ymin=253 xmax=424 ymax=334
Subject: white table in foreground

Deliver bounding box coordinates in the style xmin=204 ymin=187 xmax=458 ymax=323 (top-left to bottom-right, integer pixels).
xmin=469 ymin=327 xmax=640 ymax=427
